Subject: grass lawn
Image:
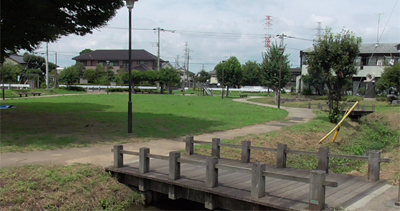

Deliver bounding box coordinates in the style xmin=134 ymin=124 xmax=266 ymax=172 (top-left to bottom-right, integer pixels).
xmin=0 ymin=94 xmax=287 ymax=152
xmin=0 ymin=163 xmax=141 ymax=210
xmin=193 ymin=99 xmax=400 ymax=184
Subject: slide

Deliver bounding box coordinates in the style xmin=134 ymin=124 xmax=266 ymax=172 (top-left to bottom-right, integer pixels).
xmin=204 ymin=87 xmax=213 ymax=96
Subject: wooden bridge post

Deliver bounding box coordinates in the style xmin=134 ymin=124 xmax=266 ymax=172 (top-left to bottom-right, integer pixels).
xmin=309 ymin=170 xmax=326 ymax=211
xmin=372 ymin=105 xmax=376 ymax=111
xmin=395 ymin=182 xmax=400 ymax=206
xmin=212 ymin=138 xmax=221 ymax=158
xmin=139 ymin=147 xmax=150 ymax=174
xmin=368 ymin=150 xmax=381 ymax=181
xmin=308 ymin=103 xmax=311 ymax=109
xmin=362 ymin=105 xmax=365 ymax=111
xmin=169 ymin=151 xmax=181 ymax=180
xmin=276 ymin=143 xmax=287 ymax=168
xmin=185 ymin=136 xmax=194 ymax=155
xmin=206 ymin=157 xmax=218 ymax=188
xmin=251 ymin=162 xmax=266 ymax=199
xmin=318 ymin=147 xmax=330 ymax=173
xmin=241 ymin=141 xmax=251 ymax=163
xmin=318 ymin=103 xmax=322 ymax=110
xmin=113 ymin=145 xmax=123 ymax=168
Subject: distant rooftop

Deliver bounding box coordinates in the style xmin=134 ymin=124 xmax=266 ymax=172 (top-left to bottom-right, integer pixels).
xmin=72 ymin=49 xmax=164 ymax=61
xmin=302 ymin=43 xmax=400 ymax=54
xmin=7 ymin=54 xmax=26 ymax=64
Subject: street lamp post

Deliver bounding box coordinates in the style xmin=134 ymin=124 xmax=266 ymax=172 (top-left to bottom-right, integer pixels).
xmin=278 ymin=47 xmax=285 ymax=109
xmin=126 ymin=0 xmax=138 ymax=133
xmin=221 ymin=60 xmax=225 ymax=99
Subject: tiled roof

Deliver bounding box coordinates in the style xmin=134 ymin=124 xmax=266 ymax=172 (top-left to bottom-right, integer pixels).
xmin=302 ymin=43 xmax=400 ymax=54
xmin=72 ymin=49 xmax=164 ymax=61
xmin=8 ymin=54 xmax=26 ymax=64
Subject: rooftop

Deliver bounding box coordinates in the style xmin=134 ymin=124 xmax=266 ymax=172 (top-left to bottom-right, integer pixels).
xmin=72 ymin=49 xmax=164 ymax=61
xmin=302 ymin=43 xmax=400 ymax=54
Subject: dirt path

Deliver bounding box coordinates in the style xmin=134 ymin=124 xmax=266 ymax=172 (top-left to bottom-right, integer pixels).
xmin=0 ymin=96 xmax=315 ymax=168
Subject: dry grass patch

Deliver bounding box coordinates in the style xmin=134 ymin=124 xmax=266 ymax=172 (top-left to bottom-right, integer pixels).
xmin=0 ymin=163 xmax=142 ymax=210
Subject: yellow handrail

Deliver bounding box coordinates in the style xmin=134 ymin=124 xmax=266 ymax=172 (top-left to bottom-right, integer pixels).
xmin=318 ymin=101 xmax=359 ymax=144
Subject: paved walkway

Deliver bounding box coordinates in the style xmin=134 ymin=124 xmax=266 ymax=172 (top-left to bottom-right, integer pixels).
xmin=1 ymin=96 xmax=398 ymax=210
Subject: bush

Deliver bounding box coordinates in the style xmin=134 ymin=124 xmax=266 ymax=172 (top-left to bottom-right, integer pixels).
xmin=376 ymin=97 xmax=387 ymax=102
xmin=108 ymin=88 xmax=129 ymax=92
xmin=357 ymin=87 xmax=366 ymax=95
xmin=40 ymin=83 xmax=47 ymax=89
xmin=315 ymin=96 xmax=328 ymax=100
xmin=343 ymin=96 xmax=363 ymax=102
xmin=60 ymin=86 xmax=86 ymax=92
xmin=302 ymin=88 xmax=312 ymax=95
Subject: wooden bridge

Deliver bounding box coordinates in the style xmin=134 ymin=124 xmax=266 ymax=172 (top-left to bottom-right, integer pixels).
xmin=106 ymin=136 xmax=391 ymax=211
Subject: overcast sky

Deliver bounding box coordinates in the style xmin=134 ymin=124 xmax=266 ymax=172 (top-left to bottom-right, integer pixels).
xmin=34 ymin=0 xmax=400 ymax=73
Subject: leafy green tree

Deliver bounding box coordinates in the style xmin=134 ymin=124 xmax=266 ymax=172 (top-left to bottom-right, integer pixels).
xmin=261 ymin=43 xmax=291 ymax=104
xmin=79 ymin=49 xmax=93 ymax=55
xmin=23 ymin=53 xmax=57 ymax=72
xmin=215 ymin=56 xmax=243 ymax=97
xmin=58 ymin=65 xmax=81 ymax=86
xmin=83 ymin=69 xmax=96 ymax=83
xmin=307 ymin=28 xmax=361 ymax=123
xmin=302 ymin=72 xmax=325 ymax=95
xmin=377 ymin=63 xmax=400 ymax=91
xmin=159 ymin=68 xmax=181 ymax=94
xmin=0 ymin=62 xmax=24 ymax=82
xmin=241 ymin=61 xmax=261 ymax=86
xmin=194 ymin=70 xmax=211 ymax=84
xmin=142 ymin=70 xmax=159 ymax=84
xmin=1 ymin=0 xmax=124 ymax=60
xmin=131 ymin=70 xmax=144 ymax=92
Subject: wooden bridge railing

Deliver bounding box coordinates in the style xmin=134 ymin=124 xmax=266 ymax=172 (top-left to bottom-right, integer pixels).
xmin=112 ymin=145 xmax=338 ymax=210
xmin=184 ymin=136 xmax=391 ymax=182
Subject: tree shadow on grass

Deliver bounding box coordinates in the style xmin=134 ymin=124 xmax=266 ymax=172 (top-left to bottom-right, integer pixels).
xmin=0 ymin=102 xmax=223 ymax=151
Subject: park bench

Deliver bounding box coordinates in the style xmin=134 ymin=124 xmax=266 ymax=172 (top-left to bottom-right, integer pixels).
xmin=239 ymin=94 xmax=248 ymax=98
xmin=18 ymin=93 xmax=28 ymax=97
xmin=30 ymin=92 xmax=42 ymax=96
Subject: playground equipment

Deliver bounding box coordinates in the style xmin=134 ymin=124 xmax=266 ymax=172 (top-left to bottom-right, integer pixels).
xmin=318 ymin=101 xmax=359 ymax=144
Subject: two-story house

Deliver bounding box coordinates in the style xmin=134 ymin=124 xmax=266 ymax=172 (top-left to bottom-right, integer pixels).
xmin=72 ymin=49 xmax=167 ymax=73
xmin=297 ymin=43 xmax=400 ymax=95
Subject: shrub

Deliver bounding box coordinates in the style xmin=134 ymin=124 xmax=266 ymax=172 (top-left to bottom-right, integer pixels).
xmin=315 ymin=96 xmax=328 ymax=100
xmin=302 ymin=88 xmax=312 ymax=95
xmin=40 ymin=83 xmax=47 ymax=89
xmin=376 ymin=97 xmax=387 ymax=102
xmin=60 ymin=86 xmax=86 ymax=92
xmin=357 ymin=87 xmax=366 ymax=95
xmin=343 ymin=96 xmax=363 ymax=102
xmin=108 ymin=88 xmax=129 ymax=92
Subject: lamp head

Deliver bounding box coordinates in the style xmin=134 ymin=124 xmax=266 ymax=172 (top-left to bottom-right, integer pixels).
xmin=125 ymin=0 xmax=137 ymax=10
xmin=278 ymin=47 xmax=285 ymax=54
xmin=222 ymin=60 xmax=225 ymax=63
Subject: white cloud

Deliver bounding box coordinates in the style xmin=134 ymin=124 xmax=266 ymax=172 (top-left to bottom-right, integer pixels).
xmin=31 ymin=0 xmax=399 ymax=72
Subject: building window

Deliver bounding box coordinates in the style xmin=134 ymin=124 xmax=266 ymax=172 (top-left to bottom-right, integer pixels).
xmin=111 ymin=61 xmax=119 ymax=66
xmin=361 ymin=57 xmax=369 ymax=66
xmin=80 ymin=61 xmax=87 ymax=66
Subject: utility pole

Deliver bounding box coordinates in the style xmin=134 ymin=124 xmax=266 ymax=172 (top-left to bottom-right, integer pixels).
xmin=45 ymin=42 xmax=49 ymax=89
xmin=153 ymin=27 xmax=175 ymax=71
xmin=187 ymin=49 xmax=191 ymax=88
xmin=183 ymin=42 xmax=189 ymax=95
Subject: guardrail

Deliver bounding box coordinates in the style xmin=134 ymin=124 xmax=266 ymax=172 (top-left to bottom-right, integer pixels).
xmin=184 ymin=136 xmax=390 ymax=182
xmin=111 ymin=145 xmax=338 ymax=210
xmin=2 ymin=84 xmax=30 ymax=89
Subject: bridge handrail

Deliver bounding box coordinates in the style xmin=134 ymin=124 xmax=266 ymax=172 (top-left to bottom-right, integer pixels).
xmin=111 ymin=145 xmax=337 ymax=210
xmin=184 ymin=136 xmax=390 ymax=182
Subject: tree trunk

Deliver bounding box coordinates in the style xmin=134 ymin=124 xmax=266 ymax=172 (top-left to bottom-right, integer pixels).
xmin=274 ymin=88 xmax=278 ymax=104
xmin=132 ymin=82 xmax=136 ymax=94
xmin=226 ymin=86 xmax=229 ymax=97
xmin=160 ymin=82 xmax=164 ymax=94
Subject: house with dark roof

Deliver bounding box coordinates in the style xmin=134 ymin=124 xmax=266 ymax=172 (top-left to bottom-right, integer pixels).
xmin=297 ymin=43 xmax=400 ymax=96
xmin=4 ymin=54 xmax=27 ymax=68
xmin=72 ymin=49 xmax=168 ymax=73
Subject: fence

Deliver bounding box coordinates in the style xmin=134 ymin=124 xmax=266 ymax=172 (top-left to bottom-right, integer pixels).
xmin=184 ymin=136 xmax=390 ymax=182
xmin=311 ymin=103 xmax=375 ymax=111
xmin=112 ymin=145 xmax=338 ymax=210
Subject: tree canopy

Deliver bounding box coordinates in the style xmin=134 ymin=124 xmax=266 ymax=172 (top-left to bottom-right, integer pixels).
xmin=1 ymin=0 xmax=124 ymax=60
xmin=79 ymin=49 xmax=93 ymax=55
xmin=23 ymin=53 xmax=57 ymax=72
xmin=58 ymin=64 xmax=83 ymax=85
xmin=195 ymin=70 xmax=211 ymax=83
xmin=241 ymin=60 xmax=261 ymax=86
xmin=215 ymin=56 xmax=242 ymax=97
xmin=261 ymin=43 xmax=291 ymax=103
xmin=376 ymin=63 xmax=400 ymax=91
xmin=307 ymin=28 xmax=361 ymax=123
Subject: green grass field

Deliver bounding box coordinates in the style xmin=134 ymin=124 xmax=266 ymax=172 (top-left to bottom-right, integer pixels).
xmin=1 ymin=88 xmax=87 ymax=98
xmin=1 ymin=94 xmax=287 ymax=152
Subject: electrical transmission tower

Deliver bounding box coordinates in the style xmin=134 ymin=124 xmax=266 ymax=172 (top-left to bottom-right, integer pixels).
xmin=264 ymin=16 xmax=273 ymax=50
xmin=314 ymin=22 xmax=323 ymax=44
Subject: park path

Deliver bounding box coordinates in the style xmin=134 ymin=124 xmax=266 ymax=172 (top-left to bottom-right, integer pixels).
xmin=0 ymin=96 xmax=315 ymax=168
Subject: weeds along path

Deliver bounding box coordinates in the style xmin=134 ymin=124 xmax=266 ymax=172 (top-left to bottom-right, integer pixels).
xmin=0 ymin=96 xmax=316 ymax=168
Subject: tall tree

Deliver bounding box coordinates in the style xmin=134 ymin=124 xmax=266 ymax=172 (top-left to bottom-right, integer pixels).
xmin=215 ymin=56 xmax=243 ymax=97
xmin=261 ymin=43 xmax=291 ymax=104
xmin=58 ymin=64 xmax=81 ymax=86
xmin=307 ymin=28 xmax=361 ymax=123
xmin=23 ymin=53 xmax=57 ymax=72
xmin=159 ymin=67 xmax=181 ymax=94
xmin=1 ymin=0 xmax=124 ymax=60
xmin=0 ymin=62 xmax=24 ymax=83
xmin=79 ymin=49 xmax=93 ymax=55
xmin=241 ymin=61 xmax=261 ymax=86
xmin=195 ymin=70 xmax=211 ymax=83
xmin=376 ymin=63 xmax=400 ymax=91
